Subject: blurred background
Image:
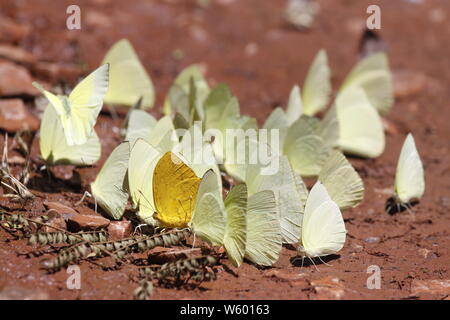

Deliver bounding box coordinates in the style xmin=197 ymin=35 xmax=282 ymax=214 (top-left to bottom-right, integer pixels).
xmin=0 ymin=0 xmax=448 ymax=124
xmin=0 ymin=0 xmax=449 ymax=299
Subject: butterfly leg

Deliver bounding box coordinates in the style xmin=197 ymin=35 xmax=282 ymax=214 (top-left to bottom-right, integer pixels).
xmin=404 ymin=203 xmax=416 ymax=217
xmin=75 ymin=191 xmax=92 ymax=206
xmin=309 ymin=257 xmax=320 ymax=272
xmin=192 ymin=233 xmax=196 ymax=249
xmin=133 ymin=224 xmax=148 ymax=235
xmin=318 ymin=255 xmax=332 ymax=267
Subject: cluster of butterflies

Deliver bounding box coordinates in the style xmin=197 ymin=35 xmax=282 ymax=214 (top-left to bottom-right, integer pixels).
xmin=33 ymin=39 xmax=425 ymax=267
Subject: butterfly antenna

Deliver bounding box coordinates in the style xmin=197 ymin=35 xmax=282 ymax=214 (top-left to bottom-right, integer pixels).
xmin=137 ymin=189 xmax=153 ymax=210
xmin=94 ymin=197 xmax=98 ymax=214
xmin=138 ymin=190 xmax=155 ymax=211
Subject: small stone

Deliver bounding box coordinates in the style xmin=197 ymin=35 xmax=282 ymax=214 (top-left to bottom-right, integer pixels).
xmin=91 ymin=0 xmax=111 ymax=5
xmin=107 ymin=221 xmax=132 ymax=240
xmin=263 ymin=269 xmax=307 ymax=282
xmin=0 ymin=286 xmax=49 ymax=300
xmin=382 ymin=118 xmax=401 ymax=135
xmin=244 ymin=43 xmax=259 ymax=56
xmin=418 ymin=248 xmax=430 ymax=259
xmin=365 ymin=237 xmax=380 ymax=244
xmin=0 ymin=60 xmax=39 ymax=96
xmin=147 ymin=247 xmax=198 ymax=264
xmin=417 ymin=248 xmax=437 ymax=259
xmin=68 ymin=214 xmax=110 ymax=231
xmin=0 ymin=16 xmax=31 ymax=42
xmin=189 ymin=25 xmax=208 ymax=42
xmin=351 ymin=243 xmax=364 ymax=253
xmin=216 ymin=0 xmax=236 ymax=5
xmin=42 ymin=209 xmax=67 ymax=232
xmin=44 ymin=202 xmax=78 ymax=220
xmin=393 ymin=69 xmax=426 ymax=99
xmin=311 ymin=276 xmax=345 ymax=300
xmin=0 ymin=99 xmax=39 ymax=132
xmin=345 ymin=17 xmax=366 ymax=35
xmin=7 ymin=155 xmax=26 ymax=165
xmin=0 ymin=44 xmax=36 ymax=65
xmin=85 ymin=10 xmax=113 ymax=28
xmin=429 ymin=8 xmax=446 ymax=24
xmin=411 ymin=279 xmax=450 ymax=296
xmin=48 ymin=165 xmax=75 ymax=181
xmin=439 ymin=197 xmax=450 ymax=207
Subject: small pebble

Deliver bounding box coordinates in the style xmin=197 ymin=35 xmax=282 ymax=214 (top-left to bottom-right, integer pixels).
xmin=365 ymin=237 xmax=380 ymax=244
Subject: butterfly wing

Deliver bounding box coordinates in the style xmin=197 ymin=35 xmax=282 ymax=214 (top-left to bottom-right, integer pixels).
xmin=103 ymin=39 xmax=155 ymax=108
xmin=245 ymin=190 xmax=282 ymax=266
xmin=283 ymin=115 xmax=327 ymax=177
xmin=285 ymin=85 xmax=303 ymax=125
xmin=189 ymin=168 xmax=225 ymax=246
xmin=125 ymin=109 xmax=157 ymax=146
xmin=336 ymin=87 xmax=385 ymax=158
xmin=223 ymin=184 xmax=247 ymax=267
xmin=300 ymin=182 xmax=346 ymax=258
xmin=178 ymin=124 xmax=223 ymax=194
xmin=39 ymin=105 xmax=101 ymax=166
xmin=394 ymin=133 xmax=425 ymax=204
xmin=32 ymin=82 xmax=65 ymax=117
xmin=128 ymin=139 xmax=161 ymax=224
xmin=302 ymin=49 xmax=332 ymax=116
xmin=190 ymin=192 xmax=226 ymax=246
xmin=152 ymin=152 xmax=201 ymax=228
xmin=319 ymin=150 xmax=364 ymax=210
xmin=263 ymin=107 xmax=289 ymax=151
xmin=340 ymin=52 xmax=393 ymax=115
xmin=66 ymin=64 xmax=109 ymax=145
xmin=163 ymin=64 xmax=210 ymax=116
xmin=246 ymin=156 xmax=303 ymax=244
xmin=91 ymin=142 xmax=130 ymax=219
xmin=204 ymin=84 xmax=233 ymax=130
xmin=148 ymin=116 xmax=176 ymax=148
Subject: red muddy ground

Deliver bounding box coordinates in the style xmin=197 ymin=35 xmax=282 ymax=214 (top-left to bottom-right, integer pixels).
xmin=0 ymin=0 xmax=449 ymax=300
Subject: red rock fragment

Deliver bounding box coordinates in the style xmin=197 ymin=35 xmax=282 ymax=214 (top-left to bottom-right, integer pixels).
xmin=0 ymin=44 xmax=36 ymax=65
xmin=411 ymin=279 xmax=450 ymax=296
xmin=42 ymin=209 xmax=67 ymax=232
xmin=0 ymin=99 xmax=39 ymax=132
xmin=107 ymin=220 xmax=132 ymax=240
xmin=311 ymin=276 xmax=345 ymax=300
xmin=0 ymin=60 xmax=39 ymax=96
xmin=68 ymin=214 xmax=110 ymax=231
xmin=393 ymin=69 xmax=426 ymax=99
xmin=44 ymin=202 xmax=78 ymax=220
xmin=0 ymin=16 xmax=31 ymax=42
